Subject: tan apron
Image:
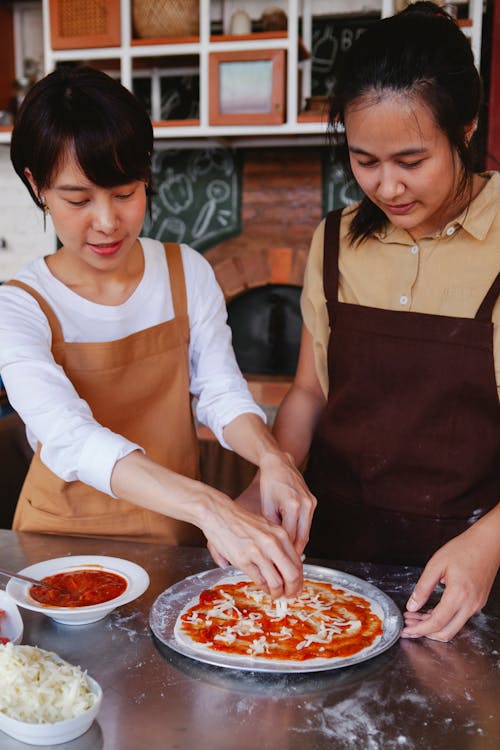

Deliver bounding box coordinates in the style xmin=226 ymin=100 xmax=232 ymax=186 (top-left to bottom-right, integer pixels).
xmin=6 ymin=243 xmax=204 ymax=545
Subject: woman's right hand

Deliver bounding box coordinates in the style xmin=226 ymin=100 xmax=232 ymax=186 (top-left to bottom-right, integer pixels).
xmin=111 ymin=451 xmax=303 ymax=599
xmin=202 ymin=489 xmax=304 ymax=599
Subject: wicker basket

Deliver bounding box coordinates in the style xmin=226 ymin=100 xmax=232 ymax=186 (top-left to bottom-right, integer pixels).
xmin=132 ymin=0 xmax=199 ymax=39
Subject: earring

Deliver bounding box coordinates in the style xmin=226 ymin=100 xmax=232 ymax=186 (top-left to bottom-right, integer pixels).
xmin=39 ymin=196 xmax=49 ymax=232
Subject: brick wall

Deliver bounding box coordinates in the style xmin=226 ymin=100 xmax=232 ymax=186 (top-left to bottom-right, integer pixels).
xmin=206 ymin=146 xmax=322 ymax=265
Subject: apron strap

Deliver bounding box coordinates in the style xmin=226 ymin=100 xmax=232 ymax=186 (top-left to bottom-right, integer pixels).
xmin=324 ymin=210 xmax=343 ymax=321
xmin=164 ymin=243 xmax=188 ymax=319
xmin=3 ymin=279 xmax=64 ymax=347
xmin=475 ymin=272 xmax=500 ymax=322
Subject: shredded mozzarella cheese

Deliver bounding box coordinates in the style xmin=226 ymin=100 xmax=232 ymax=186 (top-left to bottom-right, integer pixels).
xmin=0 ymin=643 xmax=97 ymax=724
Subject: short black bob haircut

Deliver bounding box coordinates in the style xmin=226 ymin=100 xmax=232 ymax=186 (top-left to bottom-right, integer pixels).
xmin=329 ymin=1 xmax=483 ymax=243
xmin=11 ymin=64 xmax=154 ymax=210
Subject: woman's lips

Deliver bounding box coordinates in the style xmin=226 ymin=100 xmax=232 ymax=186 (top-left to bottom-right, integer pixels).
xmin=383 ymin=202 xmax=416 ymax=216
xmin=88 ymin=240 xmax=123 ymax=256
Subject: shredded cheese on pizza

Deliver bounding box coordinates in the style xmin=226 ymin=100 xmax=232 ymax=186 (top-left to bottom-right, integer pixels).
xmin=177 ymin=579 xmax=383 ymax=662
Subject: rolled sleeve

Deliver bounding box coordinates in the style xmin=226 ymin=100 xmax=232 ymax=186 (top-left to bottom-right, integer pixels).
xmin=197 ymin=396 xmax=266 ymax=449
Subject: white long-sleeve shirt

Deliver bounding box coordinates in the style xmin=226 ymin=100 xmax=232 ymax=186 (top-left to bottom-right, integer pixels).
xmin=0 ymin=239 xmax=264 ymax=495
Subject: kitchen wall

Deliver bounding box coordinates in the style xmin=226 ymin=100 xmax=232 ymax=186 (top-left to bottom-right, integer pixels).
xmin=0 ymin=146 xmax=56 ymax=281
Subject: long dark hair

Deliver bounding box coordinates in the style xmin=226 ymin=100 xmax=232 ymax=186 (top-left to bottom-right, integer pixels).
xmin=329 ymin=2 xmax=482 ymax=243
xmin=11 ymin=65 xmax=154 ymax=210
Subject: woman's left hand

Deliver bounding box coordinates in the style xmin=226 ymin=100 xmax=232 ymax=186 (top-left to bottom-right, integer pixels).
xmin=258 ymin=451 xmax=316 ymax=555
xmin=401 ymin=505 xmax=500 ymax=641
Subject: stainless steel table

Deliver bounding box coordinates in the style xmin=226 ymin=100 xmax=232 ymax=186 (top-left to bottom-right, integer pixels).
xmin=1 ymin=530 xmax=498 ymax=750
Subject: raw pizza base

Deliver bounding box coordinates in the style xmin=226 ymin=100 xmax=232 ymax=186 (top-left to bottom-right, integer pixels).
xmin=174 ymin=575 xmax=384 ymax=668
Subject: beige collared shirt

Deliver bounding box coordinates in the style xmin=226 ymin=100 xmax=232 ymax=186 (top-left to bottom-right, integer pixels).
xmin=301 ymin=171 xmax=500 ymax=400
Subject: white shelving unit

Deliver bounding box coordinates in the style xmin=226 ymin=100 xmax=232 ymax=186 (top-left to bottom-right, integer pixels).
xmin=0 ymin=0 xmax=485 ymax=145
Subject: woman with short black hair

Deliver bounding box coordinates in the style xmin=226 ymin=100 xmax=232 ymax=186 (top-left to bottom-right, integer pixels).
xmin=1 ymin=65 xmax=316 ymax=598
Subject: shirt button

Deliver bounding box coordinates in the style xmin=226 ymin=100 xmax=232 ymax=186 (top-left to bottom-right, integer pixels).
xmin=400 ymin=295 xmax=408 ymax=305
xmin=446 ymin=226 xmax=456 ymax=236
xmin=410 ymin=244 xmax=419 ymax=254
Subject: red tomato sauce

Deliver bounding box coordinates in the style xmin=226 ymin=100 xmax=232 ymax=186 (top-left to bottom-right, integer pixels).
xmin=0 ymin=608 xmax=9 ymax=643
xmin=181 ymin=580 xmax=383 ymax=661
xmin=29 ymin=570 xmax=127 ymax=608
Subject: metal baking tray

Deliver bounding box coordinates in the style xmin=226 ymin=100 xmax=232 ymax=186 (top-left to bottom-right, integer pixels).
xmin=149 ymin=564 xmax=403 ymax=673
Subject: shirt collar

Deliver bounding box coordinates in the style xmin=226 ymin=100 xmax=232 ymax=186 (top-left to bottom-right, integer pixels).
xmin=374 ymin=171 xmax=500 ymax=244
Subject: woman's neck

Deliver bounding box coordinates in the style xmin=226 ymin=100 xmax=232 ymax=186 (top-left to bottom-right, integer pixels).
xmin=45 ymin=239 xmax=146 ymax=306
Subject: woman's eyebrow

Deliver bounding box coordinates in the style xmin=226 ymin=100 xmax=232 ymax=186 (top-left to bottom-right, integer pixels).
xmin=54 ymin=184 xmax=91 ymax=191
xmin=348 ymin=145 xmax=428 ymax=157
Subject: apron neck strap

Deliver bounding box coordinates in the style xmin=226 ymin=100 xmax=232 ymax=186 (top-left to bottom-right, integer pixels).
xmin=324 ymin=210 xmax=343 ymax=308
xmin=3 ymin=279 xmax=64 ymax=347
xmin=164 ymin=243 xmax=188 ymax=318
xmin=475 ymin=272 xmax=500 ymax=322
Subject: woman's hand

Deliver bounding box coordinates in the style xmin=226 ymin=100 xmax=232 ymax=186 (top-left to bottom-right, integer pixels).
xmin=257 ymin=451 xmax=316 ymax=555
xmin=221 ymin=411 xmax=316 ymax=559
xmin=208 ymin=447 xmax=316 ymax=573
xmin=202 ymin=490 xmax=304 ymax=599
xmin=401 ymin=505 xmax=500 ymax=641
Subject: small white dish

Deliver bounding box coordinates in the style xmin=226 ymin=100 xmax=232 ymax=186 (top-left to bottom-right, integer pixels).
xmin=0 ymin=674 xmax=102 ymax=746
xmin=6 ymin=555 xmax=149 ymax=625
xmin=0 ymin=590 xmax=23 ymax=644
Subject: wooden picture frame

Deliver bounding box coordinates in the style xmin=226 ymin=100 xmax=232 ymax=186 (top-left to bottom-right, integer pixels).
xmin=209 ymin=48 xmax=286 ymax=126
xmin=49 ymin=0 xmax=121 ymax=50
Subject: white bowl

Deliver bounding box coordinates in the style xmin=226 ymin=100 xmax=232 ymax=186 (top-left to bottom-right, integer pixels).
xmin=0 ymin=590 xmax=23 ymax=644
xmin=6 ymin=555 xmax=150 ymax=625
xmin=0 ymin=674 xmax=102 ymax=746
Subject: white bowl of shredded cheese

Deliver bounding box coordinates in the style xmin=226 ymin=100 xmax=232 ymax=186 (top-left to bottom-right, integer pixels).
xmin=0 ymin=643 xmax=102 ymax=745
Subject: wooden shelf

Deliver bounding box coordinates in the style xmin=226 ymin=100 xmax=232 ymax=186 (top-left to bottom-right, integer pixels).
xmin=151 ymin=119 xmax=200 ymax=128
xmin=210 ymin=31 xmax=287 ymax=42
xmin=131 ymin=36 xmax=199 ymax=47
xmin=297 ymin=111 xmax=327 ymax=123
xmin=28 ymin=1 xmax=483 ymax=142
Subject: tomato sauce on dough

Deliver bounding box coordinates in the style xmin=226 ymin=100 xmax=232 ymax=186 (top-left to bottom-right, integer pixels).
xmin=179 ymin=579 xmax=383 ymax=661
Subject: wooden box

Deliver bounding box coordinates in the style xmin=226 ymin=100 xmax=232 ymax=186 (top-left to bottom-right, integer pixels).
xmin=49 ymin=0 xmax=121 ymax=50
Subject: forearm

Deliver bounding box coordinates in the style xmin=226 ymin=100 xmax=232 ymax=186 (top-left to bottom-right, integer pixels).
xmin=222 ymin=412 xmax=284 ymax=467
xmin=272 ymin=382 xmax=325 ymax=468
xmin=110 ymin=449 xmax=227 ymax=530
xmin=471 ymin=501 xmax=500 ymax=567
xmin=232 ymin=384 xmax=323 ymax=510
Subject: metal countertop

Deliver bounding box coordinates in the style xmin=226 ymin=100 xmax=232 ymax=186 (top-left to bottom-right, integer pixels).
xmin=1 ymin=530 xmax=498 ymax=750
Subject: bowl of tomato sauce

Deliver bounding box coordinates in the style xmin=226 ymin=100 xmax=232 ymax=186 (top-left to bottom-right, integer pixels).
xmin=6 ymin=556 xmax=150 ymax=625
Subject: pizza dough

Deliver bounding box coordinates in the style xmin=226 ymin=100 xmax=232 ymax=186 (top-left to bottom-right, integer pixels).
xmin=174 ymin=576 xmax=384 ymax=667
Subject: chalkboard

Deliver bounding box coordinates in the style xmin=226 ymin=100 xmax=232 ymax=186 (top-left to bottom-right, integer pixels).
xmin=322 ymin=147 xmax=363 ymax=214
xmin=142 ymin=147 xmax=242 ymax=252
xmin=310 ymin=15 xmax=378 ymax=97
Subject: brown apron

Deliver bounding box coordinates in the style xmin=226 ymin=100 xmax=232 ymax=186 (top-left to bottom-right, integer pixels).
xmin=7 ymin=243 xmax=204 ymax=545
xmin=305 ymin=210 xmax=500 ymax=565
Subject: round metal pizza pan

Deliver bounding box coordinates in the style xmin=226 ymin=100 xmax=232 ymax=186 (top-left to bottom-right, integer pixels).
xmin=149 ymin=564 xmax=403 ymax=673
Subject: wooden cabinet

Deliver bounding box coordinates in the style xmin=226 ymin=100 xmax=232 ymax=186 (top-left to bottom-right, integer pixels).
xmin=48 ymin=0 xmax=121 ymax=49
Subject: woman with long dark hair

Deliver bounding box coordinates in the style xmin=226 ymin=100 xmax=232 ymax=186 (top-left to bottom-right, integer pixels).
xmin=242 ymin=2 xmax=499 ymax=640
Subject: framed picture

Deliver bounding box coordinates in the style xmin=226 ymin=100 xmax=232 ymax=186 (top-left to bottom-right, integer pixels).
xmin=209 ymin=49 xmax=286 ymax=125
